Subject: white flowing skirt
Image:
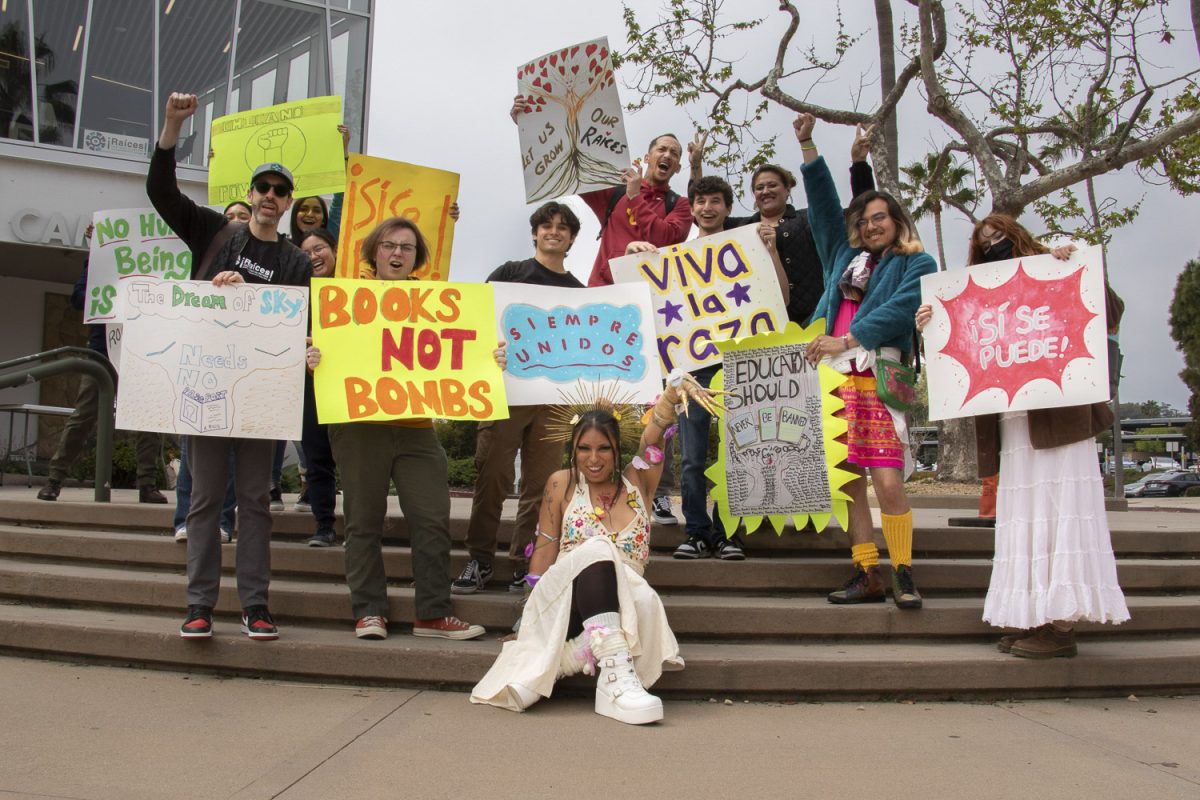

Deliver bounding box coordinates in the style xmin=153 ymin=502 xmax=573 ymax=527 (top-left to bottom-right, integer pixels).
xmin=470 ymin=537 xmax=683 ymax=712
xmin=982 ymin=411 xmax=1130 ymax=629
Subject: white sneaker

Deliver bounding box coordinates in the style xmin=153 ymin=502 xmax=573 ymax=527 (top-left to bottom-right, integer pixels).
xmin=173 ymin=526 xmax=187 ymax=543
xmin=220 ymin=528 xmax=233 ymax=544
xmin=595 ymin=650 xmax=663 ymax=725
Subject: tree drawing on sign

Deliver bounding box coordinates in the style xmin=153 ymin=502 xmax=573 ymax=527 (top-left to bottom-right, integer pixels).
xmin=518 ymin=41 xmax=625 ymax=201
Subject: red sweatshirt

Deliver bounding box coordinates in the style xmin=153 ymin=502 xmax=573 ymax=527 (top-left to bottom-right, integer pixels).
xmin=581 ymin=182 xmax=693 ymax=286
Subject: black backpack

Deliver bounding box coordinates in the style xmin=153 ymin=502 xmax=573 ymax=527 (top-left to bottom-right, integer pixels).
xmin=598 ymin=186 xmax=680 ymax=239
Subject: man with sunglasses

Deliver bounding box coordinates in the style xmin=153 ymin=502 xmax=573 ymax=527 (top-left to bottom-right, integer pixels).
xmin=148 ymin=92 xmax=312 ymax=643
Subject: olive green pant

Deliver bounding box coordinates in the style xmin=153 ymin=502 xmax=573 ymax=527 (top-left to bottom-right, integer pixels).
xmin=328 ymin=423 xmax=452 ymax=621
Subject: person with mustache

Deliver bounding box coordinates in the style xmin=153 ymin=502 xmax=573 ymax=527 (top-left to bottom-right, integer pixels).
xmin=148 ymin=92 xmax=311 ymax=642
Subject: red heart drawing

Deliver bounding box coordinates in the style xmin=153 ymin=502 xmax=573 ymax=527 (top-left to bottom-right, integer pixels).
xmin=586 ymin=44 xmax=597 ymax=56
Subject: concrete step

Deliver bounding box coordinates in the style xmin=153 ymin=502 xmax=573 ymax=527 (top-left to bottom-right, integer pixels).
xmin=1 ymin=500 xmax=1183 ymax=556
xmin=0 ymin=603 xmax=1194 ymax=699
xmin=2 ymin=528 xmax=1198 ymax=594
xmin=1 ymin=558 xmax=1197 ymax=640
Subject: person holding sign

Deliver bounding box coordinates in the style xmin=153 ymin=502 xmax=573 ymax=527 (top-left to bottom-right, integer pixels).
xmin=37 ymin=225 xmax=169 ymax=506
xmin=687 ymin=129 xmax=876 ymax=326
xmin=149 ymin=92 xmax=312 ymax=642
xmin=798 ymin=115 xmax=935 ymax=609
xmin=511 ymin=96 xmax=693 ymax=287
xmin=454 ymin=202 xmax=586 ymax=596
xmin=915 ymin=216 xmax=1129 ymax=658
xmin=306 ymin=217 xmax=487 ymax=642
xmin=471 ymin=375 xmax=717 ymax=724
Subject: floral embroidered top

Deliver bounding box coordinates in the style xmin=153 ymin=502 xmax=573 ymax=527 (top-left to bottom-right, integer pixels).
xmin=560 ymin=474 xmax=651 ymax=571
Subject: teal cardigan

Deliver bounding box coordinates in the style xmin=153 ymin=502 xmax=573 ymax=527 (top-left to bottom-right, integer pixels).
xmin=802 ymin=157 xmax=936 ymax=355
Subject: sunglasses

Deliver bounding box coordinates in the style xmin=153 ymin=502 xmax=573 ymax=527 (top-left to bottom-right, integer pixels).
xmin=252 ymin=180 xmax=291 ymax=198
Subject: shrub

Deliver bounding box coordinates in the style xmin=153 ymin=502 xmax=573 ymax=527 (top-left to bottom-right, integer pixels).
xmin=446 ymin=457 xmax=477 ymax=488
xmin=435 ymin=420 xmax=479 ymax=460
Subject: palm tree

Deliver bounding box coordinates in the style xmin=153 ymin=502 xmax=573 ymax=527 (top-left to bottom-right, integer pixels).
xmin=898 ymin=152 xmax=977 ymax=270
xmin=0 ymin=22 xmax=78 ymax=144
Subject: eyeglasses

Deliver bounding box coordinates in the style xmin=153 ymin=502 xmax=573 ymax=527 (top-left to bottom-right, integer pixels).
xmin=855 ymin=212 xmax=890 ymax=229
xmin=378 ymin=241 xmax=417 ymax=254
xmin=252 ymin=180 xmax=291 ymax=198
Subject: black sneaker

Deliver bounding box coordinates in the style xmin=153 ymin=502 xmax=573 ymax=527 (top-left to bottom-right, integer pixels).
xmin=450 ymin=559 xmax=493 ymax=594
xmin=651 ymin=495 xmax=679 ymax=525
xmin=306 ymin=529 xmax=336 ymax=547
xmin=180 ymin=605 xmax=213 ymax=639
xmin=241 ymin=605 xmax=279 ymax=640
xmin=713 ymin=538 xmax=746 ymax=561
xmin=827 ymin=566 xmax=886 ymax=604
xmin=509 ymin=569 xmax=528 ymax=592
xmin=293 ymin=490 xmax=311 ymax=512
xmin=269 ymin=486 xmax=284 ymax=512
xmin=673 ymin=537 xmax=710 ymax=559
xmin=891 ymin=564 xmax=923 ymax=609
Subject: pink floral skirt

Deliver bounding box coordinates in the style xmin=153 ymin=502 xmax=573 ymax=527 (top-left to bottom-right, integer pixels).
xmin=835 ymin=374 xmax=904 ymax=470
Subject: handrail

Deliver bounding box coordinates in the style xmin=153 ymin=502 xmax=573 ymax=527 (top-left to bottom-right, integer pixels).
xmin=0 ymin=349 xmax=115 ymax=502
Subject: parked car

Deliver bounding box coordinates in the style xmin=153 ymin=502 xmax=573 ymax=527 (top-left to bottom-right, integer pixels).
xmin=1125 ymin=471 xmax=1187 ymax=498
xmin=1138 ymin=456 xmax=1182 ymax=473
xmin=1139 ymin=471 xmax=1200 ymax=498
xmin=1100 ymin=457 xmax=1139 ymax=475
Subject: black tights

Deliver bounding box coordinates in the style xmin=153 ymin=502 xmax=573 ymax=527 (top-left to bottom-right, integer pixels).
xmin=565 ymin=561 xmax=619 ymax=640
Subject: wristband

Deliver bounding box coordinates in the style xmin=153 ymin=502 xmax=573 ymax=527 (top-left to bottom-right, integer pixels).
xmin=841 ymin=334 xmax=849 ymax=349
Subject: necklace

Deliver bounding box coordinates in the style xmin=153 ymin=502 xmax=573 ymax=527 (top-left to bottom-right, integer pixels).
xmin=588 ymin=481 xmax=621 ymax=518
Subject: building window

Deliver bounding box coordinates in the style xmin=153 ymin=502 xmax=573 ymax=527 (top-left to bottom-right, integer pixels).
xmin=30 ymin=0 xmax=88 ymax=147
xmin=0 ymin=1 xmax=35 ymax=141
xmin=331 ymin=10 xmax=368 ymax=153
xmin=233 ymin=0 xmax=327 ymax=113
xmin=76 ymin=0 xmax=154 ymax=158
xmin=158 ymin=0 xmax=236 ymax=167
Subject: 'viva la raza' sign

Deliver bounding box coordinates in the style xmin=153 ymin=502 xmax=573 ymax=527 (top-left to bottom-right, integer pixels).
xmin=608 ymin=224 xmax=788 ymax=373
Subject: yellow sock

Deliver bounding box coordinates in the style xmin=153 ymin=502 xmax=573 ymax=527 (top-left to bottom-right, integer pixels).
xmin=851 ymin=542 xmax=879 ymax=570
xmin=881 ymin=510 xmax=913 ymax=567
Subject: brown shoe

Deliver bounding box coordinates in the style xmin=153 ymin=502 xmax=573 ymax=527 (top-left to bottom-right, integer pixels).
xmin=997 ymin=628 xmax=1035 ymax=653
xmin=139 ymin=486 xmax=168 ymax=504
xmin=36 ymin=480 xmax=62 ymax=501
xmin=1010 ymin=625 xmax=1077 ymax=659
xmin=828 ymin=565 xmax=886 ymax=604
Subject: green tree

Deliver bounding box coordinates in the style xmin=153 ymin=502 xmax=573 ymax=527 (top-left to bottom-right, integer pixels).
xmin=898 ymin=152 xmax=977 ymax=269
xmin=1168 ymin=256 xmax=1200 ymax=447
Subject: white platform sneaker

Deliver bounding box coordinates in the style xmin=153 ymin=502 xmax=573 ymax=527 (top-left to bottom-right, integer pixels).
xmin=594 ymin=649 xmax=663 ymax=725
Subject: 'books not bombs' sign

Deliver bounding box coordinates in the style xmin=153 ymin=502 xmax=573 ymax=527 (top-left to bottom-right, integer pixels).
xmin=920 ymin=245 xmax=1109 ymax=421
xmin=311 ymin=278 xmax=508 ymax=423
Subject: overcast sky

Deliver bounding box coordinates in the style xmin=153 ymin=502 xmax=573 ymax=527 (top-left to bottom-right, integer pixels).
xmin=368 ymin=0 xmax=1198 ymax=412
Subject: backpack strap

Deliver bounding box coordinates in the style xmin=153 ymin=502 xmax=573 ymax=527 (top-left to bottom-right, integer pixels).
xmin=194 ymin=221 xmax=241 ymax=280
xmin=597 ymin=187 xmax=680 ymax=239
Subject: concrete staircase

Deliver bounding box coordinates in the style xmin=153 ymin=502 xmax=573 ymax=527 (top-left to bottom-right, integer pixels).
xmin=0 ymin=494 xmax=1198 ymax=699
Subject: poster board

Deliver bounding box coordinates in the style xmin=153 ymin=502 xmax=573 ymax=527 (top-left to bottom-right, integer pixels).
xmin=114 ymin=280 xmax=308 ymax=440
xmin=85 ymin=208 xmax=193 ymax=323
xmin=706 ymin=322 xmax=855 ymax=536
xmin=516 ymin=36 xmax=628 ymax=202
xmin=920 ymin=245 xmax=1109 ymax=421
xmin=310 ymin=278 xmax=508 ymax=423
xmin=208 ymin=96 xmax=345 ymax=203
xmin=608 ymin=224 xmax=789 ymax=374
xmin=492 ymin=282 xmax=661 ymax=405
xmin=335 ymin=154 xmax=459 ymax=281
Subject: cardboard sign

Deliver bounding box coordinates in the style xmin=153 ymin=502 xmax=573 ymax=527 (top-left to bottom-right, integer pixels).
xmin=516 ymin=36 xmax=629 ymax=202
xmin=609 ymin=224 xmax=789 ymax=374
xmin=492 ymin=282 xmax=661 ymax=405
xmin=209 ymin=96 xmax=345 ymax=203
xmin=921 ymin=245 xmax=1109 ymax=420
xmin=310 ymin=278 xmax=508 ymax=423
xmin=85 ymin=208 xmax=193 ymax=323
xmin=706 ymin=322 xmax=854 ymax=536
xmin=335 ymin=154 xmax=459 ymax=281
xmin=114 ymin=280 xmax=308 ymax=440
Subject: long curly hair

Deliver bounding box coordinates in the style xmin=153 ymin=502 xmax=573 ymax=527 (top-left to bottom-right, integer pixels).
xmin=967 ymin=214 xmax=1048 ymax=265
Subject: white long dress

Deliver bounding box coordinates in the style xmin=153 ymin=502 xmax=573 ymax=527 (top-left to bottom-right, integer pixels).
xmin=470 ymin=475 xmax=683 ymax=712
xmin=982 ymin=411 xmax=1130 ymax=629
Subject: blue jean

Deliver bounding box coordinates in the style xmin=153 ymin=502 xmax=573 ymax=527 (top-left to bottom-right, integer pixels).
xmin=679 ymin=365 xmax=726 ymax=544
xmin=174 ymin=436 xmax=237 ymax=533
xmin=271 ymin=440 xmax=286 ymax=487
